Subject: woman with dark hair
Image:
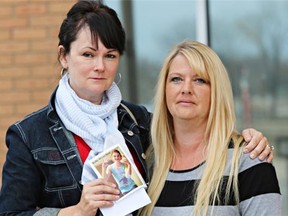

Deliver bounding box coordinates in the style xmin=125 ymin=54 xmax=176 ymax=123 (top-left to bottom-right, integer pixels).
xmin=0 ymin=1 xmax=147 ymax=215
xmin=0 ymin=1 xmax=273 ymax=216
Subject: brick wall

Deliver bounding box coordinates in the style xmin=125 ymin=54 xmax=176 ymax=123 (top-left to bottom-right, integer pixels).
xmin=0 ymin=0 xmax=76 ymax=186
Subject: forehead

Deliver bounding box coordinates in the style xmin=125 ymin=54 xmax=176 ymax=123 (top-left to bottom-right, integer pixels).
xmin=168 ymin=53 xmax=210 ymax=81
xmin=70 ymin=26 xmax=112 ymax=52
xmin=74 ymin=26 xmax=93 ymax=45
xmin=169 ymin=54 xmax=194 ymax=75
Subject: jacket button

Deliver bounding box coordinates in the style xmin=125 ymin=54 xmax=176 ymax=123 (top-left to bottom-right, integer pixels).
xmin=141 ymin=153 xmax=146 ymax=159
xmin=127 ymin=130 xmax=134 ymax=136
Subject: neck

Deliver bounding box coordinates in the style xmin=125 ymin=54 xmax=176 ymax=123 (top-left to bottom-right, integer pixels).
xmin=171 ymin=119 xmax=207 ymax=170
xmin=115 ymin=161 xmax=122 ymax=167
xmin=171 ymin=140 xmax=206 ymax=171
xmin=173 ymin=119 xmax=206 ymax=148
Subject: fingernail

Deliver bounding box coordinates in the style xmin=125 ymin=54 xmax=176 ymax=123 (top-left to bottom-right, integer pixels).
xmin=243 ymin=148 xmax=248 ymax=153
xmin=250 ymin=153 xmax=255 ymax=159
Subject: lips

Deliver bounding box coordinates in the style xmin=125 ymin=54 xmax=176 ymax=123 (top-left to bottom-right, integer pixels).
xmin=177 ymin=99 xmax=195 ymax=104
xmin=91 ymin=77 xmax=105 ymax=80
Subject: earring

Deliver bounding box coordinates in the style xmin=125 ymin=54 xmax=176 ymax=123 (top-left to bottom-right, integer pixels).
xmin=115 ymin=73 xmax=122 ymax=85
xmin=60 ymin=68 xmax=66 ymax=77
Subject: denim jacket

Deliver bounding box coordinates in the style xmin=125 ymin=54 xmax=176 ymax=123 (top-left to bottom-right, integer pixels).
xmin=0 ymin=89 xmax=151 ymax=216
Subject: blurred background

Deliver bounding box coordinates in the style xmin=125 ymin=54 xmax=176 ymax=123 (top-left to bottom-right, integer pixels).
xmin=0 ymin=0 xmax=287 ymax=214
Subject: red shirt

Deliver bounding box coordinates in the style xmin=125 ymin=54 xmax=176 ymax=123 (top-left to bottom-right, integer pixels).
xmin=74 ymin=135 xmax=90 ymax=163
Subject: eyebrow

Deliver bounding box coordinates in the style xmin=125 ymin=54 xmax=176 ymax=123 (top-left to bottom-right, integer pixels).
xmin=167 ymin=72 xmax=182 ymax=76
xmin=84 ymin=46 xmax=118 ymax=53
xmin=107 ymin=49 xmax=118 ymax=53
xmin=168 ymin=72 xmax=200 ymax=78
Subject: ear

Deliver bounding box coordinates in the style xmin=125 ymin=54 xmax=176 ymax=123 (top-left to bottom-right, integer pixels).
xmin=58 ymin=45 xmax=68 ymax=69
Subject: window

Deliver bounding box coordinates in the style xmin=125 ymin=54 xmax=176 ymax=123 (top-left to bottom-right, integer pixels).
xmin=210 ymin=1 xmax=288 ymax=213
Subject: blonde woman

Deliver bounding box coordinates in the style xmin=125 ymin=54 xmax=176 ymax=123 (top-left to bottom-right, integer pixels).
xmin=139 ymin=40 xmax=281 ymax=216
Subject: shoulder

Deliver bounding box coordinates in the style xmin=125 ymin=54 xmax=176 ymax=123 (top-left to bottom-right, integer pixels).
xmin=119 ymin=100 xmax=152 ymax=127
xmin=238 ymin=155 xmax=280 ymax=206
xmin=228 ymin=132 xmax=245 ymax=149
xmin=10 ymin=90 xmax=59 ymax=133
xmin=5 ymin=105 xmax=53 ymax=150
xmin=120 ymin=101 xmax=151 ymax=116
xmin=226 ymin=136 xmax=281 ymax=202
xmin=227 ymin=133 xmax=266 ymax=172
xmin=9 ymin=105 xmax=49 ymax=132
xmin=238 ymin=151 xmax=269 ymax=174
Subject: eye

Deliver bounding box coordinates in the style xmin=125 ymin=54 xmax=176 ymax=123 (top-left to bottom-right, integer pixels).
xmin=106 ymin=54 xmax=116 ymax=59
xmin=83 ymin=52 xmax=93 ymax=58
xmin=194 ymin=77 xmax=207 ymax=84
xmin=106 ymin=50 xmax=119 ymax=59
xmin=170 ymin=76 xmax=183 ymax=83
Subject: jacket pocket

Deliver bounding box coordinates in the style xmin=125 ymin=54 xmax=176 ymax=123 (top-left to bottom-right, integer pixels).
xmin=33 ymin=147 xmax=77 ymax=191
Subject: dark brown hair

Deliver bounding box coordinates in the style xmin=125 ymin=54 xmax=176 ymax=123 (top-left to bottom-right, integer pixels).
xmin=58 ymin=0 xmax=126 ymax=57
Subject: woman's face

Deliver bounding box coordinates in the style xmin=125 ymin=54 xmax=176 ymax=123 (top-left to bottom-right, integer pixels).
xmin=112 ymin=152 xmax=122 ymax=162
xmin=165 ymin=54 xmax=211 ymax=124
xmin=59 ymin=26 xmax=120 ymax=104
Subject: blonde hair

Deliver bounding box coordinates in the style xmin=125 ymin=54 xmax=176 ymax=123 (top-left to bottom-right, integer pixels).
xmin=139 ymin=40 xmax=244 ymax=216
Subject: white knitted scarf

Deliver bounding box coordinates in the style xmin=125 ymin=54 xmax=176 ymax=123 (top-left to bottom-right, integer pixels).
xmin=55 ymin=73 xmax=132 ymax=184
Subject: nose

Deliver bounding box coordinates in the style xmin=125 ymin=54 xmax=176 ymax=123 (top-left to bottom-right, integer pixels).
xmin=93 ymin=57 xmax=104 ymax=72
xmin=181 ymin=81 xmax=193 ymax=95
xmin=181 ymin=90 xmax=191 ymax=95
